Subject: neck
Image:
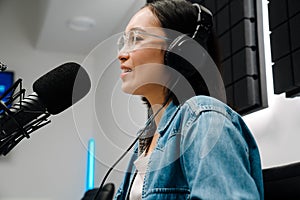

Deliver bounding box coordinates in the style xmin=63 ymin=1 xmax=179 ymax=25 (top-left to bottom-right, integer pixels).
xmin=151 ymin=104 xmax=166 ymax=127
xmin=145 ymin=95 xmax=170 ymax=127
xmin=143 ymin=95 xmax=170 ymax=156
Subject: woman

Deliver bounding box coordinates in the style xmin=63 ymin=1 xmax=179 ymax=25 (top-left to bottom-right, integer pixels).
xmin=115 ymin=0 xmax=264 ymax=199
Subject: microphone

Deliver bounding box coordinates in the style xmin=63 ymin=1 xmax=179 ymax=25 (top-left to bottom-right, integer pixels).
xmin=0 ymin=62 xmax=91 ymax=156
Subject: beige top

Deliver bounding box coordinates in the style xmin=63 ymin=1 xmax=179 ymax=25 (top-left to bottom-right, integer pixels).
xmin=129 ymin=151 xmax=150 ymax=200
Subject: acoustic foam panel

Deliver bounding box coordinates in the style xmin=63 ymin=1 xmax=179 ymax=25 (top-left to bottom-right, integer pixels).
xmin=268 ymin=0 xmax=300 ymax=97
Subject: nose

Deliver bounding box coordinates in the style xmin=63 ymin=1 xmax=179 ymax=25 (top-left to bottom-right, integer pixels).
xmin=118 ymin=51 xmax=129 ymax=63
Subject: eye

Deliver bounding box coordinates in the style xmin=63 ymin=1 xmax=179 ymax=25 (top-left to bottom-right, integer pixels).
xmin=135 ymin=35 xmax=144 ymax=43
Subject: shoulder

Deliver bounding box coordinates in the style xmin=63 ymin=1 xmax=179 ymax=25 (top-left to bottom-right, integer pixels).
xmin=178 ymin=96 xmax=253 ymax=141
xmin=180 ymin=95 xmax=236 ymax=119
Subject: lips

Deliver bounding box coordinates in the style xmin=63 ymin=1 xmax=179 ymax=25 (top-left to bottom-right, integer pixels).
xmin=122 ymin=68 xmax=132 ymax=73
xmin=120 ymin=65 xmax=133 ymax=78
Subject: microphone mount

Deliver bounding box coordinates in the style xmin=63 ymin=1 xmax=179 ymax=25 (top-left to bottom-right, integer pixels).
xmin=0 ymin=79 xmax=51 ymax=156
xmin=0 ymin=61 xmax=7 ymax=71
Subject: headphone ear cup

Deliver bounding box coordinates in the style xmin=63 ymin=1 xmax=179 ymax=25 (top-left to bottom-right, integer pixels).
xmin=164 ymin=35 xmax=197 ymax=77
xmin=164 ymin=34 xmax=211 ymax=101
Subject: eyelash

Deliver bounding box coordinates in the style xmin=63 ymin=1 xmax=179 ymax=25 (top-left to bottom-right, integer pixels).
xmin=135 ymin=35 xmax=144 ymax=41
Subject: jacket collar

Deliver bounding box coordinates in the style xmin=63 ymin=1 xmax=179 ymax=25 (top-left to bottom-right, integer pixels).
xmin=157 ymin=101 xmax=180 ymax=135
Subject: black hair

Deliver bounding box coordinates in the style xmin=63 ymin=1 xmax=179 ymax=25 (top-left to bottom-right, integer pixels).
xmin=141 ymin=0 xmax=222 ymax=108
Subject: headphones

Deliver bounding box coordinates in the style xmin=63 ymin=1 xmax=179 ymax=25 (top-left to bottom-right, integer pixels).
xmin=164 ymin=3 xmax=213 ymax=74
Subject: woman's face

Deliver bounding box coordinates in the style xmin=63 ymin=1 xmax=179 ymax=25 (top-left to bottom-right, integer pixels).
xmin=118 ymin=7 xmax=171 ymax=98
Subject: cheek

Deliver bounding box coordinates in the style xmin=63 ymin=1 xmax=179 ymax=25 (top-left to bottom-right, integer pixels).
xmin=122 ymin=64 xmax=172 ymax=95
xmin=132 ymin=48 xmax=165 ymax=68
xmin=134 ymin=63 xmax=170 ymax=86
xmin=133 ymin=50 xmax=173 ymax=86
xmin=121 ymin=49 xmax=173 ymax=94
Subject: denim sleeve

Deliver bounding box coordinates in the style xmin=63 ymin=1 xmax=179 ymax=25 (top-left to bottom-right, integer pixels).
xmin=180 ymin=110 xmax=262 ymax=199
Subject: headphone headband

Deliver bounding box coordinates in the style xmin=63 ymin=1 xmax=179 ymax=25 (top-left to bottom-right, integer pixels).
xmin=191 ymin=3 xmax=213 ymax=40
xmin=163 ymin=2 xmax=215 ymax=103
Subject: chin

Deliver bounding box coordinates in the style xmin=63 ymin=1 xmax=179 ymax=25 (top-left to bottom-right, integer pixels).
xmin=121 ymin=86 xmax=131 ymax=94
xmin=121 ymin=84 xmax=144 ymax=96
xmin=121 ymin=84 xmax=135 ymax=95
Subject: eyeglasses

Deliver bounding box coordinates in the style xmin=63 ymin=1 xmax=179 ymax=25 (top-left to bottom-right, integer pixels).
xmin=117 ymin=29 xmax=169 ymax=53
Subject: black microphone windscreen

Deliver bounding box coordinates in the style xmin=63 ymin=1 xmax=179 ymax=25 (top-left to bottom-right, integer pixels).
xmin=32 ymin=62 xmax=91 ymax=115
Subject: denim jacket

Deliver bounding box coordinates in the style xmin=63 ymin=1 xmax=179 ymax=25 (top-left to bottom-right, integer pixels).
xmin=114 ymin=96 xmax=264 ymax=200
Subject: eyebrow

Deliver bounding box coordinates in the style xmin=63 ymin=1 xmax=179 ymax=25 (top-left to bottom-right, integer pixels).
xmin=126 ymin=27 xmax=170 ymax=41
xmin=128 ymin=27 xmax=146 ymax=32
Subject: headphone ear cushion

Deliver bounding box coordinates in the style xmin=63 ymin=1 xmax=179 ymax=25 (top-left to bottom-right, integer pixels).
xmin=164 ymin=34 xmax=211 ymax=101
xmin=164 ymin=35 xmax=197 ymax=77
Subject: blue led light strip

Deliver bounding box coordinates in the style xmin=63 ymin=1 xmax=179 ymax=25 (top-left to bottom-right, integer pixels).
xmin=86 ymin=138 xmax=95 ymax=191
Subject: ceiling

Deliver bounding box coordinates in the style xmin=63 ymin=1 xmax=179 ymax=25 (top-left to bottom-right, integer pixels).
xmin=2 ymin=0 xmax=146 ymax=55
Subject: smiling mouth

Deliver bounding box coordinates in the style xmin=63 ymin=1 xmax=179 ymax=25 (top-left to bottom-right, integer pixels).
xmin=123 ymin=68 xmax=132 ymax=73
xmin=120 ymin=67 xmax=133 ymax=78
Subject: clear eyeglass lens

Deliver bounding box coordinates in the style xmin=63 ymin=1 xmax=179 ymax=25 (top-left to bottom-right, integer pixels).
xmin=117 ymin=34 xmax=125 ymax=52
xmin=118 ymin=31 xmax=136 ymax=53
xmin=118 ymin=30 xmax=167 ymax=53
xmin=127 ymin=31 xmax=136 ymax=50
